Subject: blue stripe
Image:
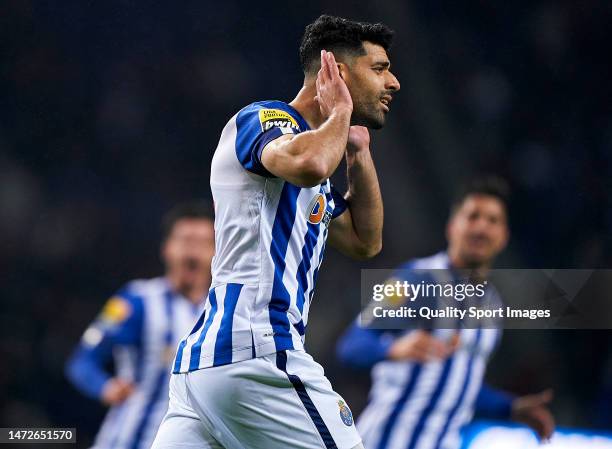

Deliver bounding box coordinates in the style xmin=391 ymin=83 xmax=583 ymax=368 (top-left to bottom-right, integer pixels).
xmin=376 ymin=364 xmax=423 ymax=449
xmin=433 ymin=329 xmax=483 ymax=449
xmin=293 ymin=320 xmax=306 ymax=336
xmin=106 ymin=401 xmax=129 ymax=449
xmin=295 ymin=221 xmax=320 ymax=314
xmin=309 ymin=231 xmax=327 ymax=299
xmin=129 ymin=369 xmax=168 ymax=449
xmin=406 ymin=355 xmax=455 ymax=449
xmin=173 ymin=308 xmax=207 ymax=373
xmin=304 ymin=189 xmax=331 ymax=312
xmin=269 ymin=183 xmax=301 ymax=350
xmin=276 ymin=351 xmax=338 ymax=449
xmin=213 ymin=283 xmax=243 ymax=366
xmin=128 ymin=291 xmax=175 ymax=449
xmin=163 ymin=290 xmax=174 ymax=345
xmin=188 ymin=288 xmax=218 ymax=371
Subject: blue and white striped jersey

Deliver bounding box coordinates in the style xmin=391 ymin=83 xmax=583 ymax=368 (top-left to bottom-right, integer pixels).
xmin=66 ymin=277 xmax=203 ymax=449
xmin=173 ymin=100 xmax=347 ymax=373
xmin=337 ymin=253 xmax=510 ymax=449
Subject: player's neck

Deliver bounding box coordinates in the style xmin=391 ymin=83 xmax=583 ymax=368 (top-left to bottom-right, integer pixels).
xmin=448 ymin=249 xmax=491 ymax=275
xmin=289 ymin=82 xmax=326 ymax=129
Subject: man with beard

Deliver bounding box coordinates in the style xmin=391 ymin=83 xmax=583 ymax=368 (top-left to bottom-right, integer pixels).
xmin=152 ymin=14 xmax=399 ymax=449
xmin=337 ymin=176 xmax=555 ymax=449
xmin=65 ymin=201 xmax=214 ymax=449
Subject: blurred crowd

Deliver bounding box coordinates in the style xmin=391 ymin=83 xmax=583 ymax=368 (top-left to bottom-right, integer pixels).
xmin=1 ymin=1 xmax=611 ymax=445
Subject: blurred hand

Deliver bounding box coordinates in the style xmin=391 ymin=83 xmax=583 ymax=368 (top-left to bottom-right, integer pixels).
xmin=347 ymin=126 xmax=370 ymax=154
xmin=101 ymin=377 xmax=135 ymax=406
xmin=314 ymin=50 xmax=352 ymax=119
xmin=388 ymin=330 xmax=460 ymax=363
xmin=511 ymin=389 xmax=555 ymax=442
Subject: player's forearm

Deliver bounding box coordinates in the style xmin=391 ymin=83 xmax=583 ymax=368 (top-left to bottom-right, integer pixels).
xmin=65 ymin=346 xmax=111 ymax=400
xmin=345 ymin=149 xmax=383 ymax=255
xmin=288 ymin=107 xmax=351 ymax=182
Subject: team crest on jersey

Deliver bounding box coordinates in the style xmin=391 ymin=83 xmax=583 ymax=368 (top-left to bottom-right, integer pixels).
xmin=338 ymin=400 xmax=353 ymax=426
xmin=258 ymin=109 xmax=300 ymax=132
xmin=306 ymin=193 xmax=332 ymax=226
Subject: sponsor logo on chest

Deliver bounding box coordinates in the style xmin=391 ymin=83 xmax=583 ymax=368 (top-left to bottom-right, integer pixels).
xmin=306 ymin=193 xmax=332 ymax=227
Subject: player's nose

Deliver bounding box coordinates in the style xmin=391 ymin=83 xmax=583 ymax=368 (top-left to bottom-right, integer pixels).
xmin=386 ymin=72 xmax=400 ymax=92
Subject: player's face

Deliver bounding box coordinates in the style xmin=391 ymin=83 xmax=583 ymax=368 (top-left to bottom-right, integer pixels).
xmin=162 ymin=218 xmax=215 ymax=287
xmin=447 ymin=195 xmax=509 ymax=268
xmin=342 ymin=41 xmax=400 ymax=129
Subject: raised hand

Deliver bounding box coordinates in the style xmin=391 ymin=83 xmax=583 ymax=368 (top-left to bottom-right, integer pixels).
xmin=314 ymin=50 xmax=353 ymax=119
xmin=101 ymin=377 xmax=135 ymax=406
xmin=511 ymin=389 xmax=555 ymax=442
xmin=388 ymin=330 xmax=461 ymax=363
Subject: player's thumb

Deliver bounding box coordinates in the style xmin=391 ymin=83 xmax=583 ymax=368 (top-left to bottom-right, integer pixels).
xmin=533 ymin=389 xmax=554 ymax=405
xmin=448 ymin=332 xmax=461 ymax=350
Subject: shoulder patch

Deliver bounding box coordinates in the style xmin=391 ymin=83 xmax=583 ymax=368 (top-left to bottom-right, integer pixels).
xmin=100 ymin=296 xmax=132 ymax=324
xmin=338 ymin=400 xmax=354 ymax=426
xmin=258 ymin=108 xmax=300 ymax=132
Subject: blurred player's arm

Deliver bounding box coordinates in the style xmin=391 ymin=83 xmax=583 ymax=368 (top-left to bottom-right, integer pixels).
xmin=336 ymin=319 xmax=395 ymax=370
xmin=337 ymin=320 xmax=459 ymax=369
xmin=328 ymin=126 xmax=382 ymax=259
xmin=475 ymin=383 xmax=515 ymax=418
xmin=476 ymin=383 xmax=554 ymax=441
xmin=65 ymin=293 xmax=142 ymax=405
xmin=261 ymin=51 xmax=352 ymax=187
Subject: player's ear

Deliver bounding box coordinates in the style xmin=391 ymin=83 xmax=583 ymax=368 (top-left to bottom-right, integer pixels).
xmin=337 ymin=62 xmax=349 ymax=82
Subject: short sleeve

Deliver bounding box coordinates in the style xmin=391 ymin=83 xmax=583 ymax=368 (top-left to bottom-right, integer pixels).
xmin=81 ymin=287 xmax=144 ymax=349
xmin=330 ymin=184 xmax=348 ymax=218
xmin=235 ymin=106 xmax=301 ymax=177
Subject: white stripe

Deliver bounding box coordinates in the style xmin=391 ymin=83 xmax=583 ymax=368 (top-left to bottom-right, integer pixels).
xmin=178 ymin=298 xmax=212 ymax=373
xmin=198 ymin=284 xmax=227 ymax=363
xmin=109 ymin=284 xmax=167 ymax=446
xmin=414 ymin=348 xmax=470 ymax=449
xmin=357 ymin=363 xmax=414 ymax=448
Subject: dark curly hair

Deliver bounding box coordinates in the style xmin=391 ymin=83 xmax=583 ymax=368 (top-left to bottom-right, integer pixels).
xmin=451 ymin=175 xmax=511 ymax=215
xmin=161 ymin=200 xmax=214 ymax=241
xmin=299 ymin=15 xmax=394 ymax=75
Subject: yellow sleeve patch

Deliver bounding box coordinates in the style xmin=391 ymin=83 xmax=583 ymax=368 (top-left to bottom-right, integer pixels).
xmin=100 ymin=296 xmax=132 ymax=323
xmin=384 ymin=277 xmax=406 ymax=306
xmin=258 ymin=109 xmax=300 ymax=132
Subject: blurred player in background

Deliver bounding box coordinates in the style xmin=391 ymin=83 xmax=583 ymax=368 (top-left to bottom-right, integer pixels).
xmin=65 ymin=201 xmax=214 ymax=449
xmin=337 ymin=176 xmax=555 ymax=449
xmin=152 ymin=15 xmax=399 ymax=449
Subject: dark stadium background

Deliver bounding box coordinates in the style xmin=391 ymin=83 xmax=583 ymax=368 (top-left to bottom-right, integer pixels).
xmin=1 ymin=1 xmax=612 ymax=446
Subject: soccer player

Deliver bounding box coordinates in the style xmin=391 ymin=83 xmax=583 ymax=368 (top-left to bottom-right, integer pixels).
xmin=65 ymin=202 xmax=214 ymax=449
xmin=336 ymin=176 xmax=555 ymax=449
xmin=151 ymin=15 xmax=400 ymax=449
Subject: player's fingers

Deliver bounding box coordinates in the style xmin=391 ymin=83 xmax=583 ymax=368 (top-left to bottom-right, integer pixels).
xmin=421 ymin=335 xmax=450 ymax=358
xmin=535 ymin=409 xmax=555 ymax=440
xmin=327 ymin=51 xmax=341 ymax=78
xmin=322 ymin=51 xmax=333 ymax=81
xmin=448 ymin=332 xmax=461 ymax=350
xmin=412 ymin=347 xmax=432 ymax=363
xmin=320 ymin=49 xmax=327 ymax=78
xmin=535 ymin=389 xmax=554 ymax=405
xmin=416 ymin=339 xmax=446 ymax=360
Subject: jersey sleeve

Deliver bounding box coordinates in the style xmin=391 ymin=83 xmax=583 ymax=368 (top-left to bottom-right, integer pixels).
xmin=336 ymin=317 xmax=397 ymax=370
xmin=65 ymin=287 xmax=144 ymax=399
xmin=235 ymin=106 xmax=301 ymax=177
xmin=330 ymin=183 xmax=348 ymax=218
xmin=475 ymin=383 xmax=515 ymax=419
